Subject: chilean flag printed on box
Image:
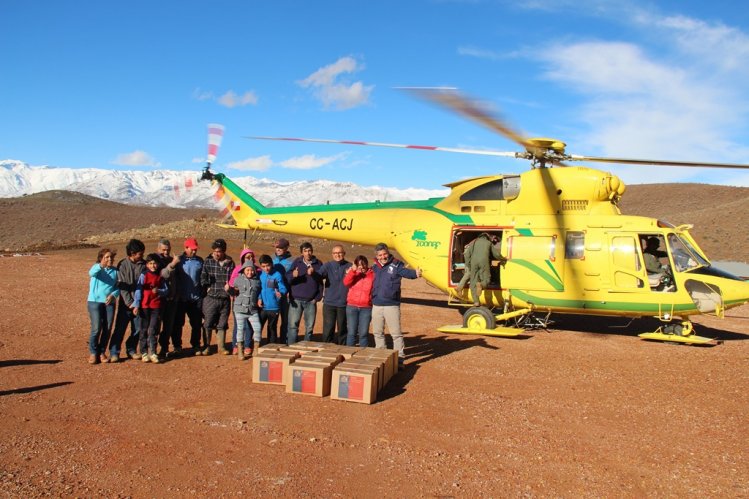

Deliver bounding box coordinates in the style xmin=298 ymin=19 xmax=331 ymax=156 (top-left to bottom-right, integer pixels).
xmin=338 ymin=374 xmax=364 ymax=401
xmin=259 ymin=360 xmax=283 ymax=383
xmin=292 ymin=369 xmax=316 ymax=393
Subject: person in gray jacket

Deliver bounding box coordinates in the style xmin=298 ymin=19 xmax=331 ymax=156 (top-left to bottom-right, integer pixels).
xmin=232 ymin=260 xmax=262 ymax=359
xmin=108 ymin=239 xmax=145 ymax=361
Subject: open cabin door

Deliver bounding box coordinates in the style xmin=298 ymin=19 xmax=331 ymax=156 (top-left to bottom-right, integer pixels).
xmin=449 ymin=228 xmax=504 ymax=290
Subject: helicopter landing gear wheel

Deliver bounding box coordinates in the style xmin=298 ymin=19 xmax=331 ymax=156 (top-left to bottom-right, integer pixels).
xmin=463 ymin=307 xmax=496 ymax=331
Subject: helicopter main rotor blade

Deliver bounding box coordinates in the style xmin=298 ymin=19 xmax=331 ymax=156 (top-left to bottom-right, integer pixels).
xmin=399 ymin=87 xmax=543 ymax=155
xmin=245 ymin=135 xmax=520 ymax=158
xmin=568 ymin=154 xmax=749 ymax=169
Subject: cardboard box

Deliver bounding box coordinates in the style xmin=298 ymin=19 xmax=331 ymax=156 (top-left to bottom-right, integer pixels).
xmin=331 ymin=367 xmax=377 ymax=404
xmin=338 ymin=360 xmax=385 ymax=391
xmin=293 ymin=341 xmax=328 ymax=349
xmin=252 ymin=352 xmax=299 ymax=385
xmin=299 ymin=352 xmax=345 ymax=365
xmin=286 ymin=363 xmax=332 ymax=397
xmin=319 ymin=345 xmax=360 ymax=359
xmin=257 ymin=344 xmax=281 ymax=354
xmin=352 ymin=348 xmax=398 ymax=380
xmin=278 ymin=345 xmax=319 ymax=355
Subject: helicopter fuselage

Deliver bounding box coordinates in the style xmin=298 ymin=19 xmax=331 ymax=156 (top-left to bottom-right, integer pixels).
xmin=214 ymin=166 xmax=749 ymax=321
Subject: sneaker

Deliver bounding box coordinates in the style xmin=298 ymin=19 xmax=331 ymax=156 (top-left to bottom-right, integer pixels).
xmin=88 ymin=354 xmax=98 ymax=364
xmin=243 ymin=347 xmax=252 ymax=359
xmin=169 ymin=347 xmax=183 ymax=358
xmin=142 ymin=354 xmax=150 ymax=363
xmin=128 ymin=352 xmax=142 ymax=360
xmin=201 ymin=347 xmax=211 ymax=356
xmin=109 ymin=354 xmax=120 ymax=363
xmin=150 ymin=354 xmax=160 ymax=364
xmin=99 ymin=353 xmax=109 ymax=364
xmin=232 ymin=346 xmax=238 ymax=355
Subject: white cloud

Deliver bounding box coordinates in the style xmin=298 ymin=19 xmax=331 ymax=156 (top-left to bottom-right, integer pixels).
xmin=191 ymin=157 xmax=205 ymax=164
xmin=535 ymin=39 xmax=749 ymax=183
xmin=227 ymin=155 xmax=273 ymax=171
xmin=192 ymin=88 xmax=258 ymax=108
xmin=192 ymin=88 xmax=214 ymax=101
xmin=111 ymin=150 xmax=160 ymax=167
xmin=280 ymin=153 xmax=348 ymax=170
xmin=217 ymin=90 xmax=258 ymax=108
xmin=298 ymin=56 xmax=373 ymax=110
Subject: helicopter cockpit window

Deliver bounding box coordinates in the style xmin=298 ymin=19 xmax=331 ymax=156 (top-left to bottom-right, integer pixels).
xmin=565 ymin=232 xmax=585 ymax=259
xmin=460 ymin=177 xmax=520 ymax=202
xmin=667 ymin=234 xmax=706 ymax=272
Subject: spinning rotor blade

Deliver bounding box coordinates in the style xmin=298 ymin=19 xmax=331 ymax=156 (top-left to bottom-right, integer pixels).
xmin=245 ymin=135 xmax=519 ymax=158
xmin=399 ymin=87 xmax=543 ymax=156
xmin=568 ymin=154 xmax=749 ymax=169
xmin=207 ymin=123 xmax=225 ymax=167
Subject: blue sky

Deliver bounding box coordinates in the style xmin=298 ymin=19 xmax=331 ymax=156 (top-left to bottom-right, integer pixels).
xmin=2 ymin=0 xmax=748 ymax=190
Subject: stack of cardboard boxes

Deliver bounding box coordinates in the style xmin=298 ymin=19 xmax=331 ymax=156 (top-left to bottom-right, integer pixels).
xmin=251 ymin=341 xmax=399 ymax=404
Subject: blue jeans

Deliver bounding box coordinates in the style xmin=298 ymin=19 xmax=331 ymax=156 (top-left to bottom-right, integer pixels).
xmin=234 ymin=311 xmax=262 ymax=346
xmin=110 ymin=301 xmax=141 ymax=356
xmin=232 ymin=314 xmax=251 ymax=348
xmin=346 ymin=306 xmax=371 ymax=347
xmin=87 ymin=301 xmax=115 ymax=355
xmin=287 ymin=299 xmax=317 ymax=344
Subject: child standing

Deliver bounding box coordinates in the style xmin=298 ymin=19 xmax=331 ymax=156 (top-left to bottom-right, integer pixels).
xmin=258 ymin=254 xmax=287 ymax=344
xmin=86 ymin=248 xmax=119 ymax=364
xmin=232 ymin=260 xmax=262 ymax=360
xmin=228 ymin=248 xmax=258 ymax=357
xmin=134 ymin=253 xmax=168 ymax=363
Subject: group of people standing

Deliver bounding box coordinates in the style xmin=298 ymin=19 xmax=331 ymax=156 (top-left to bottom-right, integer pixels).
xmin=86 ymin=237 xmax=421 ymax=367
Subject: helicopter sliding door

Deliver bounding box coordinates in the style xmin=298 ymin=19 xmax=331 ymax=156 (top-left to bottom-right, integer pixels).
xmin=449 ymin=228 xmax=504 ymax=289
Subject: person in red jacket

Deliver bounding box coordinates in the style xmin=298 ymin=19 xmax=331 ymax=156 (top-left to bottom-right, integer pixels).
xmin=134 ymin=253 xmax=168 ymax=363
xmin=343 ymin=255 xmax=374 ymax=347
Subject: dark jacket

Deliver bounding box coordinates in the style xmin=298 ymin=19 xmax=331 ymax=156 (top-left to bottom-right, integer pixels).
xmin=320 ymin=259 xmax=352 ymax=307
xmin=200 ymin=255 xmax=235 ymax=299
xmin=372 ymin=256 xmax=417 ymax=306
xmin=176 ymin=254 xmax=204 ymax=302
xmin=117 ymin=257 xmax=145 ymax=308
xmin=286 ymin=256 xmax=323 ymax=302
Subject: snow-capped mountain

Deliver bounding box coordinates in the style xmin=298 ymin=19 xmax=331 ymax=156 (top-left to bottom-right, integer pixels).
xmin=0 ymin=160 xmax=448 ymax=209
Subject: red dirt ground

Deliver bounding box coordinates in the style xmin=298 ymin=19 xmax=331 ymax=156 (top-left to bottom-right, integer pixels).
xmin=1 ymin=241 xmax=748 ymax=497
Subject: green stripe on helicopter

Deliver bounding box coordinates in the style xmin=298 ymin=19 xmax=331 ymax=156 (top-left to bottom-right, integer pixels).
xmin=217 ymin=174 xmax=473 ymax=224
xmin=511 ymin=260 xmax=564 ymax=291
xmin=510 ymin=289 xmax=698 ymax=313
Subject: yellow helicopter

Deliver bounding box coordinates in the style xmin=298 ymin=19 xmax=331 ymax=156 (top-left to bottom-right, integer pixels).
xmin=201 ymin=88 xmax=749 ymax=344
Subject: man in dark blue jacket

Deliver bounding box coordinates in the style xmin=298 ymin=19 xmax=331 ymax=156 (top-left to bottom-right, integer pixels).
xmin=286 ymin=242 xmax=323 ymax=344
xmin=320 ymin=244 xmax=352 ymax=344
xmin=371 ymin=243 xmax=421 ymax=367
xmin=173 ymin=238 xmax=204 ymax=355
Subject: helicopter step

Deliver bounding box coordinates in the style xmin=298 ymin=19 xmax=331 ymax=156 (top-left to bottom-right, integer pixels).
xmin=638 ymin=321 xmax=717 ymax=345
xmin=437 ymin=306 xmax=529 ymax=337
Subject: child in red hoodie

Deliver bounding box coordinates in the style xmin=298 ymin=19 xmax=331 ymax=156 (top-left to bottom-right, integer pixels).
xmin=134 ymin=253 xmax=169 ymax=363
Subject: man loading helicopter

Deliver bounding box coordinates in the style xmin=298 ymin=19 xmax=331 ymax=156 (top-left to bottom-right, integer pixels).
xmin=458 ymin=233 xmax=507 ymax=306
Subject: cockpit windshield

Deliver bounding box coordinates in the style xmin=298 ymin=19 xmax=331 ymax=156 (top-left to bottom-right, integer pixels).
xmin=667 ymin=233 xmax=708 ymax=272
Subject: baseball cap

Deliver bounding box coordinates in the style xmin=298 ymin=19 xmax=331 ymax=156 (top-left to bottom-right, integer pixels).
xmin=274 ymin=238 xmax=290 ymax=249
xmin=184 ymin=238 xmax=199 ymax=250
